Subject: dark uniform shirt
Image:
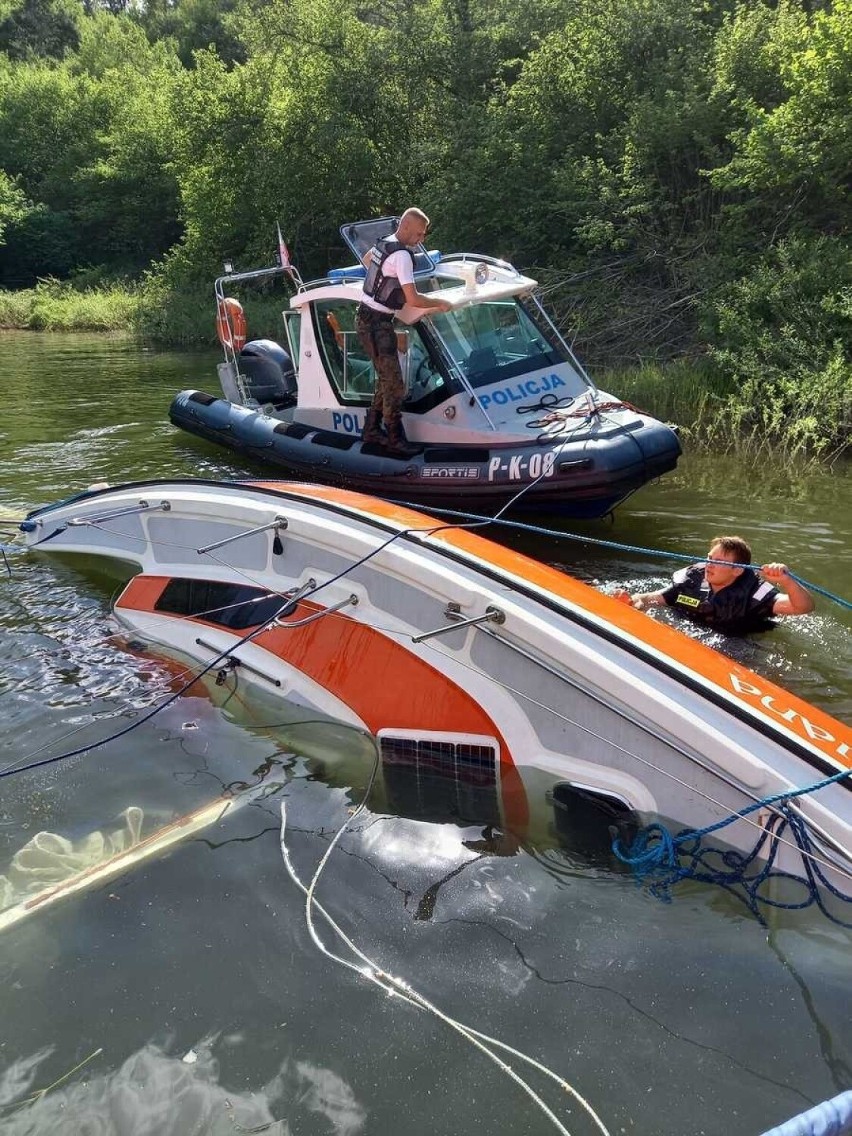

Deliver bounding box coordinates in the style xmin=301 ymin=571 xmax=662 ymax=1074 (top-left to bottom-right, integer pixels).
xmin=661 ymin=564 xmax=779 ymax=636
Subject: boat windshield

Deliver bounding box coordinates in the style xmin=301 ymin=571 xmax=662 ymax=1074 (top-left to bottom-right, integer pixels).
xmin=427 ymin=295 xmax=587 ymax=394
xmin=307 ymin=290 xmax=589 ymax=413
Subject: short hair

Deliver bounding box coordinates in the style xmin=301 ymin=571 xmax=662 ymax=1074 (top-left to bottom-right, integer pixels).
xmin=399 ymin=207 xmax=430 ymax=229
xmin=709 ymin=535 xmax=752 ymax=565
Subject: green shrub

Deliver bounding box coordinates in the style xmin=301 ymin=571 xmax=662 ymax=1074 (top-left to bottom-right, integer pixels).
xmin=135 ymin=274 xmax=294 ymax=347
xmin=703 ymin=236 xmax=852 ymax=460
xmin=0 ymin=278 xmax=137 ymax=330
xmin=0 ymin=285 xmax=34 ymax=327
xmin=595 ymin=358 xmax=735 ymax=431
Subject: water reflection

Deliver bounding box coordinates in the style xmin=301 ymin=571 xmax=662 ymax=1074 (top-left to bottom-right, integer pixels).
xmin=0 ymin=1040 xmax=368 ymax=1135
xmin=1 ymin=680 xmax=850 ymax=1134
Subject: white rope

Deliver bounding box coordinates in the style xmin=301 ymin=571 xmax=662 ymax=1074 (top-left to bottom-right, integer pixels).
xmin=280 ymin=796 xmax=612 ymax=1136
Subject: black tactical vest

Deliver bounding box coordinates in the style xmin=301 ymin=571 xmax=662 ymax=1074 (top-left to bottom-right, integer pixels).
xmin=662 ymin=565 xmax=778 ymax=635
xmin=362 ymin=237 xmax=415 ymax=311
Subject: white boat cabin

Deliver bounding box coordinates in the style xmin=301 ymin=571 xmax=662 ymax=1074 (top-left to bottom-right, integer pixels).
xmin=215 ymin=217 xmax=611 ymax=445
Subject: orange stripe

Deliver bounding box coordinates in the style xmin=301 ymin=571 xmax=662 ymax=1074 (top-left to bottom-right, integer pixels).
xmin=249 ymin=481 xmax=852 ymax=769
xmin=116 ymin=575 xmax=530 ymax=830
xmin=119 ymin=574 xmax=174 ymax=611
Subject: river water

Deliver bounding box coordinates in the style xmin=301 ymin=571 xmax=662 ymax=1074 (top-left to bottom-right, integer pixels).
xmin=0 ymin=331 xmax=850 ymax=1136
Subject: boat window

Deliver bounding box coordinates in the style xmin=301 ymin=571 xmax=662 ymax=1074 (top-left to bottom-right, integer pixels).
xmin=312 ymin=299 xmax=451 ymax=411
xmin=282 ymin=310 xmax=301 ymax=363
xmin=400 ymin=328 xmax=449 ymax=409
xmin=313 ymin=300 xmax=376 ymax=403
xmin=427 ymin=296 xmax=587 ymax=394
xmin=154 ymin=579 xmax=286 ymax=630
xmin=550 ymin=782 xmax=638 ymax=862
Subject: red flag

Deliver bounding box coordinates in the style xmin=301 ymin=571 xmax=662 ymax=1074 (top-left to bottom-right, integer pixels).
xmin=277 ymin=223 xmax=290 ymax=269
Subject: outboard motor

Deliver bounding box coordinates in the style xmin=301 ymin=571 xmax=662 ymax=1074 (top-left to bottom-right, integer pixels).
xmin=237 ymin=339 xmax=297 ymax=409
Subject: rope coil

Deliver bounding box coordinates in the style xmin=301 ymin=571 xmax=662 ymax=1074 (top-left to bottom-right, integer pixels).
xmin=613 ymin=779 xmax=852 ymax=927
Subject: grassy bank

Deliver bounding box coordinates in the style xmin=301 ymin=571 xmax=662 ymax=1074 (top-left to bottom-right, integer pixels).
xmin=0 ymin=279 xmax=139 ymax=332
xmin=136 ymin=278 xmax=293 ymax=346
xmin=595 ymin=360 xmax=735 ymax=436
xmin=597 ymin=359 xmax=849 ymax=464
xmin=0 ymin=278 xmax=295 ymax=342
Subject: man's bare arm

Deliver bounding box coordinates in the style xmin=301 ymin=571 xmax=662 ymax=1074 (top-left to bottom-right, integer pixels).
xmin=762 ymin=564 xmax=815 ymax=615
xmin=401 ymin=281 xmax=452 ymax=312
xmin=612 ymin=589 xmax=667 ymax=612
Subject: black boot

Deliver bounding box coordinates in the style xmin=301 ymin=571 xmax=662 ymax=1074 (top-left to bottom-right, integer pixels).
xmin=361 ymin=406 xmax=385 ymax=446
xmin=384 ymin=416 xmax=419 ymax=457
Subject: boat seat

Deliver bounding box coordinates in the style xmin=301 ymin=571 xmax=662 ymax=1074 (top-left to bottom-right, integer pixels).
xmin=466 ymin=347 xmax=498 ymax=376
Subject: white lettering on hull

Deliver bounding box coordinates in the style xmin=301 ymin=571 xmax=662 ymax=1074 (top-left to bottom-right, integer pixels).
xmin=728 ymin=674 xmax=850 ymax=762
xmin=480 ymin=373 xmax=568 ymax=410
xmin=487 ymin=450 xmax=557 ymax=483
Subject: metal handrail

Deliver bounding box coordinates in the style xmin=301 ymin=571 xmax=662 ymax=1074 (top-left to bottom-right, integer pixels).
xmin=412 ymin=603 xmax=505 ymax=643
xmin=214 ymin=264 xmax=303 ymax=405
xmin=438 ymin=252 xmax=520 ymax=276
xmin=67 ymin=500 xmax=170 ymax=526
xmin=526 ymin=293 xmax=597 ymax=394
xmin=274 ymin=593 xmax=358 ymax=628
xmin=196 ymin=516 xmax=288 ymax=556
xmin=423 ymin=321 xmax=498 ymax=431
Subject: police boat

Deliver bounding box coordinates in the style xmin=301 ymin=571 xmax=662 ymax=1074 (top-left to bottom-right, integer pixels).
xmin=168 ymin=218 xmax=682 ymax=517
xmin=20 ymin=478 xmax=852 ymax=913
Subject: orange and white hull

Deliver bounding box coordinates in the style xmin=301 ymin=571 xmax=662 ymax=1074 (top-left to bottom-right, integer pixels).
xmin=20 ymin=478 xmax=852 ymax=898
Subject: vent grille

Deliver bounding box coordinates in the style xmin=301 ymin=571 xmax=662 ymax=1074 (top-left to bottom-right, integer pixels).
xmin=379 ymin=734 xmax=499 ymax=826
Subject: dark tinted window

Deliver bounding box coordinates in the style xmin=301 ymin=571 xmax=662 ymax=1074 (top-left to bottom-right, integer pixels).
xmin=154 ymin=579 xmax=287 ymax=630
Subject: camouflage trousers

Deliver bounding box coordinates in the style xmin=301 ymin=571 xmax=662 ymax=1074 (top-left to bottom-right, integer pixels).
xmin=355 ymin=305 xmax=404 ymax=428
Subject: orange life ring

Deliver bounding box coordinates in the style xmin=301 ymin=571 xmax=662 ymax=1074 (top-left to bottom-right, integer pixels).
xmin=216 ymin=297 xmax=247 ymax=351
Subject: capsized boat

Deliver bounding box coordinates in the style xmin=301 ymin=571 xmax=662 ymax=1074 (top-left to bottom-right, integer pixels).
xmin=168 ymin=218 xmax=681 ymax=518
xmin=19 ymin=478 xmax=852 ymax=909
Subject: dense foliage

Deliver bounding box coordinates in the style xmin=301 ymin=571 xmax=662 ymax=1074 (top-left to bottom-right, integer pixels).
xmin=0 ymin=0 xmax=849 ymax=454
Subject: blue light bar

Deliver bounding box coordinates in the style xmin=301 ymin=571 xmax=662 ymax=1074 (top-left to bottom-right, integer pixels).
xmin=328 ymin=251 xmax=442 ymax=283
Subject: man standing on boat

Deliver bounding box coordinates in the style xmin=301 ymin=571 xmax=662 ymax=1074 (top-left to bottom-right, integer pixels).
xmin=615 ymin=535 xmax=814 ymax=635
xmin=356 ymin=208 xmax=452 ymax=456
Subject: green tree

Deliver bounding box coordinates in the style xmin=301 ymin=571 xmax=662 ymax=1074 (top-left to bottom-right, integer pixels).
xmin=134 ymin=0 xmax=245 ymax=68
xmin=431 ymin=0 xmax=734 ymax=359
xmin=707 ymin=236 xmax=851 ymax=457
xmin=0 ymin=0 xmax=80 ymax=60
xmin=0 ymin=13 xmax=183 ymax=282
xmin=69 ymin=15 xmax=183 ymax=271
xmin=710 ymin=0 xmax=852 ymax=245
xmin=0 ymin=167 xmax=27 ymax=244
xmin=696 ymin=1 xmax=852 ymax=456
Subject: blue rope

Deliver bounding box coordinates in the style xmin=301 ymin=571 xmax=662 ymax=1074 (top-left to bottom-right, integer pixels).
xmin=613 ymin=767 xmax=852 ymax=926
xmin=401 ymin=504 xmax=852 ymax=611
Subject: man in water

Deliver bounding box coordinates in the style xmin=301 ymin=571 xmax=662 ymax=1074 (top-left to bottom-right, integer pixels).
xmin=356 ymin=207 xmax=452 ymax=456
xmin=614 ymin=534 xmax=814 ymax=635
